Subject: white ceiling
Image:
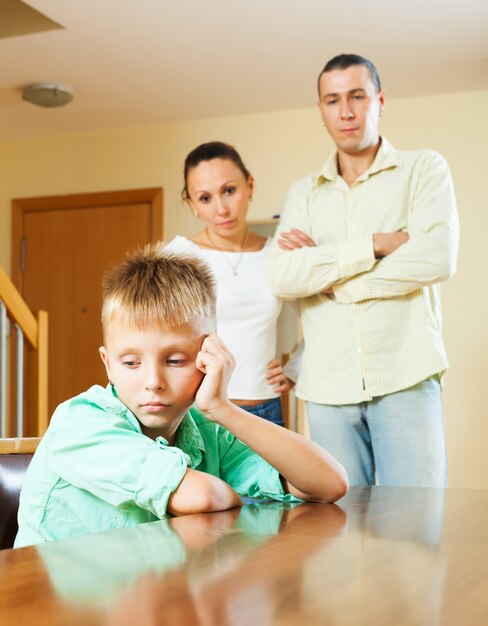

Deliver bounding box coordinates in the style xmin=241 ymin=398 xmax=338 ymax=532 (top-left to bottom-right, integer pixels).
xmin=1 ymin=0 xmax=487 ymax=140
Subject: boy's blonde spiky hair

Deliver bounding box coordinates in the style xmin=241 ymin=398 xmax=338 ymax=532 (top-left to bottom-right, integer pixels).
xmin=101 ymin=242 xmax=216 ymax=334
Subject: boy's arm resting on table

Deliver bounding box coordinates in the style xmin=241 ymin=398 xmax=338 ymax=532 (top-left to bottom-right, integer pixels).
xmin=333 ymin=151 xmax=459 ymax=304
xmin=265 ymin=179 xmax=376 ymax=299
xmin=167 ymin=468 xmax=242 ymax=516
xmin=217 ymin=405 xmax=347 ymax=503
xmin=47 ymin=393 xmax=238 ymax=519
xmin=195 ymin=335 xmax=348 ymax=504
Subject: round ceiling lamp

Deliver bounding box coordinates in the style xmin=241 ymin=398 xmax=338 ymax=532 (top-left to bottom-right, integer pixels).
xmin=22 ymin=83 xmax=74 ymax=108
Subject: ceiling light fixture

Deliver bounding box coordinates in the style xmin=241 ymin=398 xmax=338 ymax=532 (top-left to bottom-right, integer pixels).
xmin=22 ymin=83 xmax=74 ymax=108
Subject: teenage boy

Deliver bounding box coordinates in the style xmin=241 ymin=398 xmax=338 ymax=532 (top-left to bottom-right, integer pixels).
xmin=15 ymin=243 xmax=347 ymax=547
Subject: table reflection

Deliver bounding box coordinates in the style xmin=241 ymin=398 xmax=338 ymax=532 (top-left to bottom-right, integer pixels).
xmin=302 ymin=487 xmax=446 ymax=626
xmin=4 ymin=487 xmax=488 ymax=626
xmin=35 ymin=502 xmax=347 ymax=625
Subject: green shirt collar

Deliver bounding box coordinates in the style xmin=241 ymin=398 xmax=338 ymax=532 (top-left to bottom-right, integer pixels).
xmin=107 ymin=383 xmax=205 ymax=467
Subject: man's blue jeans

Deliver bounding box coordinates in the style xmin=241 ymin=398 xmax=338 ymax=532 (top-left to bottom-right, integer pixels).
xmin=306 ymin=376 xmax=447 ymax=487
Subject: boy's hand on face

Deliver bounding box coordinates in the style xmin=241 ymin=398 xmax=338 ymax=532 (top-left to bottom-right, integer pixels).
xmin=195 ymin=333 xmax=235 ymax=419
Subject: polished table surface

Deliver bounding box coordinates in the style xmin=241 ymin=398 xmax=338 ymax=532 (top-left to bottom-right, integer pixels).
xmin=1 ymin=486 xmax=488 ymax=625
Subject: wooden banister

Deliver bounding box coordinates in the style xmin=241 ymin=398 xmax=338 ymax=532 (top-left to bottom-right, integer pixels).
xmin=0 ymin=265 xmax=48 ymax=437
xmin=0 ymin=266 xmax=37 ymax=348
xmin=34 ymin=311 xmax=49 ymax=434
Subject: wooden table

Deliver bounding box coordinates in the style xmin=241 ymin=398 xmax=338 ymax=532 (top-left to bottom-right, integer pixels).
xmin=1 ymin=486 xmax=488 ymax=625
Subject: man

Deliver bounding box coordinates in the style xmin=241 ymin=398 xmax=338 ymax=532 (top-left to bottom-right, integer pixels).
xmin=265 ymin=54 xmax=459 ymax=487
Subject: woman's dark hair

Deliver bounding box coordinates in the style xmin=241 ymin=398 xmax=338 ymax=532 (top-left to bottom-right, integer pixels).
xmin=182 ymin=141 xmax=251 ymax=202
xmin=317 ymin=53 xmax=381 ymax=95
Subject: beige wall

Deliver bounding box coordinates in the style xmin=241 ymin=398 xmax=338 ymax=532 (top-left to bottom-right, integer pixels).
xmin=1 ymin=89 xmax=486 ymax=487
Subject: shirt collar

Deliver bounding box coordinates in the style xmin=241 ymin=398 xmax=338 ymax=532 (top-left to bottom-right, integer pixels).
xmin=103 ymin=383 xmax=143 ymax=432
xmin=106 ymin=384 xmax=205 ymax=466
xmin=317 ymin=137 xmax=401 ymax=185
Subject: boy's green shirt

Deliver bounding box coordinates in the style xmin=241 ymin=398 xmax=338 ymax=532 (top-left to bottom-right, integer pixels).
xmin=15 ymin=384 xmax=298 ymax=547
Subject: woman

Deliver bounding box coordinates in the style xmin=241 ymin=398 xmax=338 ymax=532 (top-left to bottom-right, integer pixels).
xmin=166 ymin=141 xmax=297 ymax=427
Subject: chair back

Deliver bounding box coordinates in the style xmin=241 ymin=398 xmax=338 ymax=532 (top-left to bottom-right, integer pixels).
xmin=0 ymin=438 xmax=40 ymax=549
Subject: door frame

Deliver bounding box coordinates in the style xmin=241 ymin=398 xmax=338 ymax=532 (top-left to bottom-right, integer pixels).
xmin=11 ymin=187 xmax=163 ymax=291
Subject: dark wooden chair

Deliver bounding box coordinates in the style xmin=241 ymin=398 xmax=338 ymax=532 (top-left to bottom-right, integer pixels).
xmin=0 ymin=438 xmax=40 ymax=550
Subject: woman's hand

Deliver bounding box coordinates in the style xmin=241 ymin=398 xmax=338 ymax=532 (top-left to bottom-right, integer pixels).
xmin=266 ymin=359 xmax=295 ymax=393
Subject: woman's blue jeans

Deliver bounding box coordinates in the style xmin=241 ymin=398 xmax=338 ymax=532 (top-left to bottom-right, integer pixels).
xmin=240 ymin=397 xmax=285 ymax=427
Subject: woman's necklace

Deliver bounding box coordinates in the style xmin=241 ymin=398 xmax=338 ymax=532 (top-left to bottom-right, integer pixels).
xmin=205 ymin=227 xmax=249 ymax=277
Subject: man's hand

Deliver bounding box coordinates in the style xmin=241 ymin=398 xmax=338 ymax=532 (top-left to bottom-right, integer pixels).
xmin=266 ymin=359 xmax=295 ymax=393
xmin=373 ymin=231 xmax=409 ymax=258
xmin=278 ymin=228 xmax=316 ymax=250
xmin=195 ymin=333 xmax=235 ymax=418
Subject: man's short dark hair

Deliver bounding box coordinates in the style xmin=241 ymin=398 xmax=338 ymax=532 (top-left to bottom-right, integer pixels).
xmin=317 ymin=54 xmax=381 ymax=95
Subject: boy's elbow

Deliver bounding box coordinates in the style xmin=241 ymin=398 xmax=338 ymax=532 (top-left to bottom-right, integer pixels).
xmin=327 ymin=475 xmax=349 ymax=503
xmin=321 ymin=463 xmax=349 ymax=503
xmin=168 ymin=485 xmax=229 ymax=516
xmin=183 ymin=482 xmax=213 ymax=512
xmin=168 ymin=470 xmax=241 ymax=515
xmin=191 ymin=477 xmax=242 ymax=513
xmin=291 ymin=467 xmax=349 ymax=504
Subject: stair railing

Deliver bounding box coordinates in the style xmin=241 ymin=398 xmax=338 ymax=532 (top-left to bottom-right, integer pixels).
xmin=0 ymin=264 xmax=48 ymax=437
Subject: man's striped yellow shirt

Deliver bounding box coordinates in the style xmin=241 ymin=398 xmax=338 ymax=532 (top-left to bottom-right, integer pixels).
xmin=266 ymin=138 xmax=459 ymax=404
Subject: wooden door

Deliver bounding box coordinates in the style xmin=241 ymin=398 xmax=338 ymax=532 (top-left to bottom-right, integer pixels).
xmin=11 ymin=189 xmax=162 ymax=431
